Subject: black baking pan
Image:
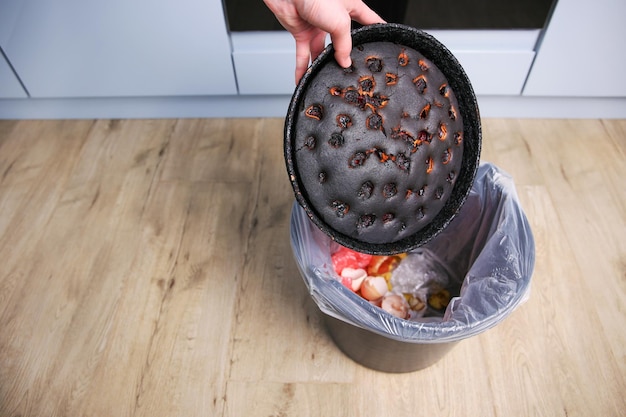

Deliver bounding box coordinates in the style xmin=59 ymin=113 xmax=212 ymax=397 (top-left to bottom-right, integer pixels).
xmin=284 ymin=23 xmax=481 ymax=255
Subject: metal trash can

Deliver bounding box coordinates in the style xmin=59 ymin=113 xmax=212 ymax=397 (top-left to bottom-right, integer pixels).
xmin=290 ymin=163 xmax=535 ymax=373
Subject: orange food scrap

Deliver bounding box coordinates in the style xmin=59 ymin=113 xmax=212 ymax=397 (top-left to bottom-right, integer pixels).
xmin=426 ymin=156 xmax=434 ymax=174
xmin=438 ymin=123 xmax=448 ymax=140
xmin=398 ymin=49 xmax=409 ymax=66
xmin=385 ymin=72 xmax=398 ymax=85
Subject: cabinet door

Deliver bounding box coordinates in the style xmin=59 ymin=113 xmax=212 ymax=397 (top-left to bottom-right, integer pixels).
xmin=523 ymin=0 xmax=626 ymax=97
xmin=1 ymin=0 xmax=237 ymax=98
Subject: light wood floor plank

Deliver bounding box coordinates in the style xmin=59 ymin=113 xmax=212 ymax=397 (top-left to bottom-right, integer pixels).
xmin=229 ymin=118 xmax=356 ymax=383
xmin=513 ymin=119 xmax=626 ymax=367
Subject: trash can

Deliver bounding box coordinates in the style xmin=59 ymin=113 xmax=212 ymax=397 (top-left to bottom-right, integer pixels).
xmin=289 ymin=162 xmax=535 ymax=373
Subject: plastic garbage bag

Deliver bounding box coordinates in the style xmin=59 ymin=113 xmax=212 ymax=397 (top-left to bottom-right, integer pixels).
xmin=289 ymin=162 xmax=534 ymax=343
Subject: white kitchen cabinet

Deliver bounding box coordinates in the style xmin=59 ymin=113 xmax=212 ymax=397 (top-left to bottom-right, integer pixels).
xmin=1 ymin=0 xmax=625 ymax=119
xmin=0 ymin=0 xmax=237 ymax=98
xmin=0 ymin=50 xmax=27 ymax=98
xmin=523 ymin=0 xmax=626 ymax=97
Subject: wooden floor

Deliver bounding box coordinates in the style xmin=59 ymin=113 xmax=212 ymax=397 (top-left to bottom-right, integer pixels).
xmin=0 ymin=118 xmax=624 ymax=416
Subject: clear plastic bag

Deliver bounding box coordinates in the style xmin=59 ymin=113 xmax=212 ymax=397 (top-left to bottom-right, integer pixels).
xmin=289 ymin=162 xmax=534 ymax=343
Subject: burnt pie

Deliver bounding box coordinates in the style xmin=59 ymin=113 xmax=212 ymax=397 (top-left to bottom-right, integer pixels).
xmin=285 ymin=24 xmax=481 ymax=255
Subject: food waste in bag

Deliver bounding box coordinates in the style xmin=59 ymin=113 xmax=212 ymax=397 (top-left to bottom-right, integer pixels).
xmin=331 ymin=244 xmax=458 ymax=321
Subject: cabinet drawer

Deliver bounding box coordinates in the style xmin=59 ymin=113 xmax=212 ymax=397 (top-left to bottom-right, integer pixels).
xmin=2 ymin=0 xmax=237 ymax=98
xmin=232 ymin=30 xmax=538 ymax=96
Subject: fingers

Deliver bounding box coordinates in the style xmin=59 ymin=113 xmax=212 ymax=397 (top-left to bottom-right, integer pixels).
xmin=309 ymin=31 xmax=327 ymax=62
xmin=289 ymin=0 xmax=387 ymax=82
xmin=329 ymin=1 xmax=385 ymax=70
xmin=320 ymin=8 xmax=351 ymax=70
xmin=294 ymin=38 xmax=312 ymax=83
xmin=294 ymin=30 xmax=329 ymax=83
xmin=330 ymin=29 xmax=353 ymax=69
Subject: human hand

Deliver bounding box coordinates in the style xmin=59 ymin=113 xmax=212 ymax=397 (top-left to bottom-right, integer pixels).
xmin=263 ymin=0 xmax=385 ymax=83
